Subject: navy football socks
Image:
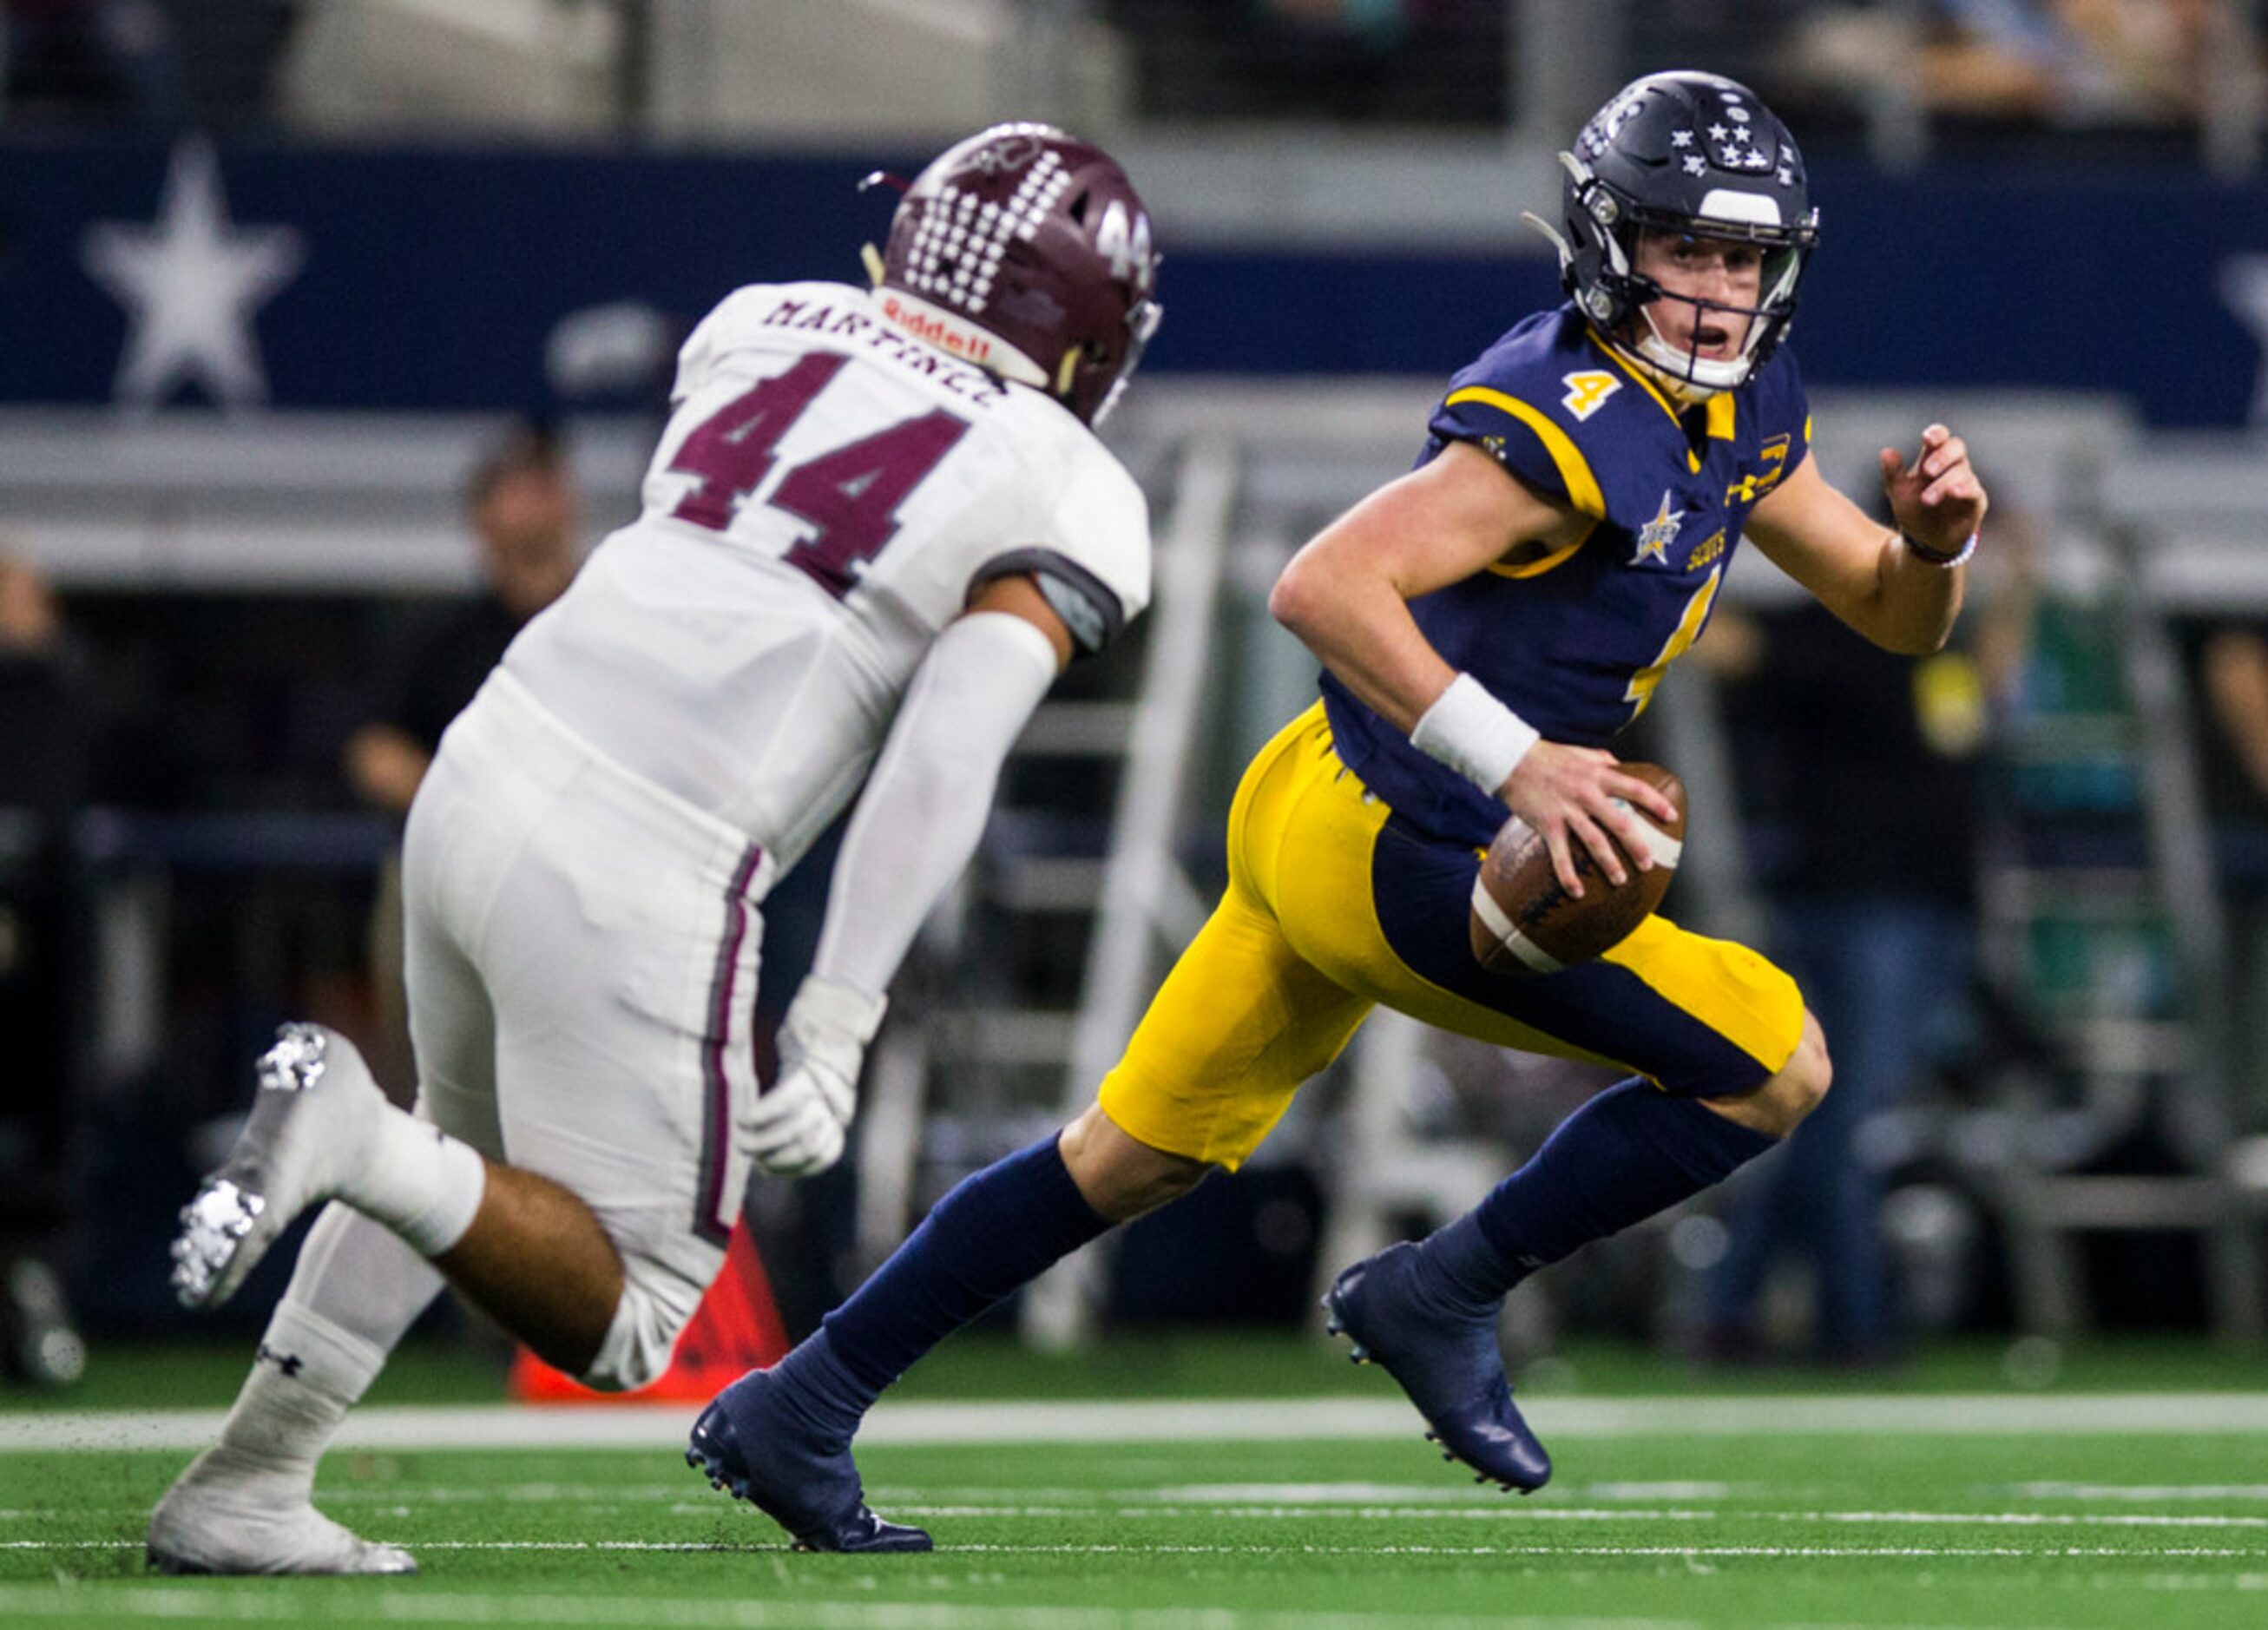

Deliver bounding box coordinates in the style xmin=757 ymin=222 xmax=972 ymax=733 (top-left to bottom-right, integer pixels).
xmin=1418 ymin=1078 xmax=1777 ymax=1311
xmin=768 ymin=1134 xmax=1112 ymax=1436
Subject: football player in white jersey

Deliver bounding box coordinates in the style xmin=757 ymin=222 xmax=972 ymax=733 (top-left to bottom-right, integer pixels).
xmin=147 ymin=122 xmax=1162 ymax=1574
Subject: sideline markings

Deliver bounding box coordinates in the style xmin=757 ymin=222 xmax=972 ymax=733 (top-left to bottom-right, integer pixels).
xmin=10 ymin=1537 xmax=2268 ymax=1558
xmin=10 ymin=1393 xmax=2268 ymax=1453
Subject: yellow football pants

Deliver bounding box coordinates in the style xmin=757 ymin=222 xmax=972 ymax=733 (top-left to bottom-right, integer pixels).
xmin=1097 ymin=704 xmax=1804 ymax=1168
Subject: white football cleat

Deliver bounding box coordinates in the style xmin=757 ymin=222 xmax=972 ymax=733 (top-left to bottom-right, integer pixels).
xmin=147 ymin=1448 xmax=417 ymax=1576
xmin=171 ymin=1023 xmax=385 ymax=1311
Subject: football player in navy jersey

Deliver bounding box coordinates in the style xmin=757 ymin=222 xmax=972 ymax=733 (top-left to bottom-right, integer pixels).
xmin=694 ymin=70 xmax=1988 ymax=1541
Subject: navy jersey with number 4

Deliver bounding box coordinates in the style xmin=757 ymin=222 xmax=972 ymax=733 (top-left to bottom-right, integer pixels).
xmin=1321 ymin=300 xmax=1811 ymax=847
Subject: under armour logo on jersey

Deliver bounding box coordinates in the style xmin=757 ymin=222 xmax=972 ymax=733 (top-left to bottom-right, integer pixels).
xmin=1629 ymin=490 xmax=1685 ymax=566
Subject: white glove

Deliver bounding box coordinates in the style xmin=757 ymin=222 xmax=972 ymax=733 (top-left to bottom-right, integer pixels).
xmin=740 ymin=978 xmax=886 ymax=1178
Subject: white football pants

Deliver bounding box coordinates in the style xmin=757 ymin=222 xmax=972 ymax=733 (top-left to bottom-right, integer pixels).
xmin=401 ymin=670 xmax=779 ymax=1389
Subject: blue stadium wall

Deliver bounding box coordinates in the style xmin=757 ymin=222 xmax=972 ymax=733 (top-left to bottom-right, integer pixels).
xmin=5 ymin=136 xmax=2263 ymax=426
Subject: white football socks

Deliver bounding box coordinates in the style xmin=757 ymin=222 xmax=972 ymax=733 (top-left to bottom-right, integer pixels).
xmin=207 ymin=1302 xmax=380 ymax=1495
xmin=214 ymin=1206 xmax=448 ymax=1486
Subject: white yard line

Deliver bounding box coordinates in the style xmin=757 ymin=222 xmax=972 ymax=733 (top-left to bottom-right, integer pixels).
xmin=6 ymin=1536 xmax=2265 ymax=1561
xmin=0 ymin=1592 xmax=1739 ymax=1630
xmin=8 ymin=1392 xmax=2268 ymax=1453
xmin=2008 ymin=1482 xmax=2268 ymax=1502
xmin=12 ymin=1499 xmax=2268 ymax=1531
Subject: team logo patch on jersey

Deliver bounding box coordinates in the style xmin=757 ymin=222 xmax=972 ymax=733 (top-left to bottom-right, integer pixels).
xmin=1560 ymin=371 xmax=1621 ymax=422
xmin=1629 ymin=490 xmax=1685 ymax=566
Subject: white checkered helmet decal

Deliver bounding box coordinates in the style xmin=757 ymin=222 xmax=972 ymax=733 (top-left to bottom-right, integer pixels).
xmin=871 ymin=122 xmax=1162 ymax=424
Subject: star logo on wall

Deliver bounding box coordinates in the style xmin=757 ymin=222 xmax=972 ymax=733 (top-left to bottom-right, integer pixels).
xmin=1629 ymin=490 xmax=1685 ymax=565
xmin=81 ymin=136 xmax=306 ymax=411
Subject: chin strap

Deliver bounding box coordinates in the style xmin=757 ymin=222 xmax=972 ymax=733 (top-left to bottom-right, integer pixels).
xmin=1628 ymin=306 xmax=1751 ymax=401
xmin=1628 ymin=348 xmax=1730 ymax=404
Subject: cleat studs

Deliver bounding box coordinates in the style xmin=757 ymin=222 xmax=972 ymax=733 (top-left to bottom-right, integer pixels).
xmin=1443 ymin=1452 xmax=1456 ymax=1462
xmin=1474 ymin=1473 xmax=1488 ymax=1484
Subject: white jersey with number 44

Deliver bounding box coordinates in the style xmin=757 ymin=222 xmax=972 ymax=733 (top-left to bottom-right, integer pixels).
xmin=504 ymin=279 xmax=1154 ymax=875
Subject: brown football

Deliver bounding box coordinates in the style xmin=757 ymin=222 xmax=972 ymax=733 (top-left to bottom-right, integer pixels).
xmin=1468 ymin=763 xmax=1686 ymax=975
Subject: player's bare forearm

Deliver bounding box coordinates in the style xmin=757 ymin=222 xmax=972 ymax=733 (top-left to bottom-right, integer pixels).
xmin=1270 ymin=548 xmax=1458 ymax=731
xmin=1747 ymin=426 xmax=1986 ymax=656
xmin=1270 ymin=441 xmax=1579 ymax=728
xmin=1864 ymin=527 xmax=1967 ymax=654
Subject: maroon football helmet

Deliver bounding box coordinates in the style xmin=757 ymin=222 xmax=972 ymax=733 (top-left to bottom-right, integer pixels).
xmin=871 ymin=122 xmax=1162 ymax=424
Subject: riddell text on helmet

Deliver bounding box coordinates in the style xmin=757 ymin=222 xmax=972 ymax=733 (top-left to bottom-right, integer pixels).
xmin=878 ymin=292 xmax=1000 ymax=369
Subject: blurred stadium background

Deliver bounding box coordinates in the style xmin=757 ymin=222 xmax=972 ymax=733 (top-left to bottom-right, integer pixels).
xmin=5 ymin=0 xmax=2268 ymax=1402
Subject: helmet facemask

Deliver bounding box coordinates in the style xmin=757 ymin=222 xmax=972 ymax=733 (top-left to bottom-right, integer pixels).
xmin=1087 ymin=295 xmax=1162 ymax=426
xmin=1594 ymin=195 xmax=1814 ymax=402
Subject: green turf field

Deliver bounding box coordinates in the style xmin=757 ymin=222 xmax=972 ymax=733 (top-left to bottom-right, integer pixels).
xmin=5 ymin=1336 xmax=2267 ymax=1627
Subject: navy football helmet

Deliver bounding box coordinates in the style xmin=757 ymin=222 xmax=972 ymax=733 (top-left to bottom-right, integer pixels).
xmin=1535 ymin=71 xmax=1820 ymax=398
xmin=867 ymin=122 xmax=1162 ymax=424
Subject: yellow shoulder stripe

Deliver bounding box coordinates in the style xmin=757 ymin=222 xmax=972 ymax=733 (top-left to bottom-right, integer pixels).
xmin=1443 ymin=386 xmax=1606 ymax=519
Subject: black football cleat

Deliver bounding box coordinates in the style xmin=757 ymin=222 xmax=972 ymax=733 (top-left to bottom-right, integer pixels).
xmin=1323 ymin=1242 xmax=1552 ymax=1494
xmin=687 ymin=1369 xmax=931 ymax=1554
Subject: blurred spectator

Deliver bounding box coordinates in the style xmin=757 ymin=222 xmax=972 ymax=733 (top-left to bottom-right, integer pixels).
xmin=1694 ymin=523 xmax=2034 ymax=1365
xmin=3 ymin=0 xmax=300 ymax=129
xmin=2179 ymin=615 xmax=2268 ymax=1127
xmin=345 ymin=424 xmax=582 ymax=1096
xmin=0 ymin=553 xmax=89 ymax=1386
xmin=1789 ymin=0 xmax=2215 ymax=128
xmin=1107 ymin=0 xmax=1506 ymax=123
xmin=166 ymin=0 xmax=298 ymax=130
xmin=2 ymin=0 xmax=183 ymax=125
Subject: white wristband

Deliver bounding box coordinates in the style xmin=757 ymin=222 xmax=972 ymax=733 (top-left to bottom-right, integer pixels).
xmin=1409 ymin=672 xmax=1540 ymax=797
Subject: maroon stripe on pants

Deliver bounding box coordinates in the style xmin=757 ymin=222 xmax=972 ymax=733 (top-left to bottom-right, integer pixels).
xmin=695 ymin=843 xmax=766 ymax=1246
